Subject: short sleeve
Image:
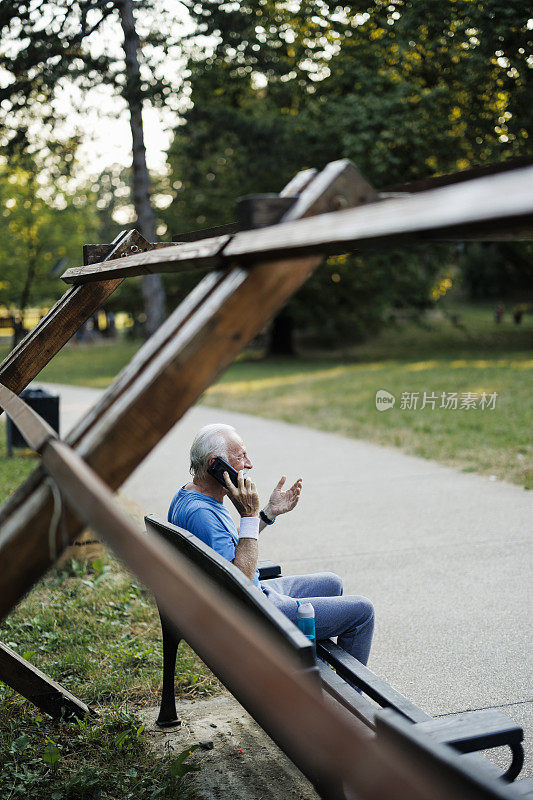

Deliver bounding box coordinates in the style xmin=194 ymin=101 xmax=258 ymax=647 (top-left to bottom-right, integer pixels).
xmin=186 ymin=507 xmax=236 ymax=562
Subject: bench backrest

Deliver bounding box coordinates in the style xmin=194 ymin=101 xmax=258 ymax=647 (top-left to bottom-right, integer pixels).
xmin=145 ymin=515 xmax=316 ymax=670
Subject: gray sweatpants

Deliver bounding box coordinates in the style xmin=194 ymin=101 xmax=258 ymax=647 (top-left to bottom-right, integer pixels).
xmin=261 ymin=571 xmax=374 ymax=665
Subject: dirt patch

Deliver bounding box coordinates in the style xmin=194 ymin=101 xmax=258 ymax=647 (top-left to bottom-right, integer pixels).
xmin=140 ymin=691 xmax=320 ymax=799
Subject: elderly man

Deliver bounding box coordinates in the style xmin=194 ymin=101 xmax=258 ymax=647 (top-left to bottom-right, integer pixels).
xmin=168 ymin=423 xmax=374 ymax=665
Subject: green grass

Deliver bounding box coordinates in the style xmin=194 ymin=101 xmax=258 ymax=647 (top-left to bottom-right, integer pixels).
xmin=0 ymin=431 xmax=37 ymax=500
xmin=34 ymin=339 xmax=142 ymax=388
xmin=0 ymin=554 xmax=216 ymax=799
xmin=0 ymin=338 xmax=142 ymax=390
xmin=0 ymin=704 xmax=199 ymax=800
xmin=200 ymin=305 xmax=532 ymax=488
xmin=204 ymin=354 xmax=531 ymax=487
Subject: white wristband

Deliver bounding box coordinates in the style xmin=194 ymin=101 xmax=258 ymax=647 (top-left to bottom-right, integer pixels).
xmin=238 ymin=516 xmax=260 ymax=540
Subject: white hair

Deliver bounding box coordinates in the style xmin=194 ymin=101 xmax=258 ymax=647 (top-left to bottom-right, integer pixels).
xmin=190 ymin=423 xmax=236 ymax=479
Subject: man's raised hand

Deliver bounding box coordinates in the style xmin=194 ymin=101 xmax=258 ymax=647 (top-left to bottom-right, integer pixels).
xmin=266 ymin=476 xmax=303 ymax=519
xmin=224 ymin=470 xmax=260 ymax=518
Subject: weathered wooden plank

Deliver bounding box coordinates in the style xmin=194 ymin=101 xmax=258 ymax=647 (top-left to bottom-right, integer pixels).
xmin=0 ymin=641 xmax=93 ymax=720
xmin=0 ymin=230 xmax=153 ymax=413
xmin=83 ymin=240 xmax=173 ymax=263
xmin=0 ymin=270 xmax=232 ymax=615
xmin=282 ymin=160 xmax=378 ymax=222
xmin=61 ymin=161 xmax=375 ymax=286
xmin=224 ymin=165 xmax=533 ymax=262
xmin=388 ymin=155 xmax=533 ymax=194
xmin=0 ymin=162 xmax=356 ymax=620
xmin=38 ymin=435 xmax=454 ymax=800
xmin=62 ymin=163 xmax=533 ymax=286
xmin=278 ymin=167 xmax=318 ymax=198
xmin=61 ymin=236 xmax=230 ymax=284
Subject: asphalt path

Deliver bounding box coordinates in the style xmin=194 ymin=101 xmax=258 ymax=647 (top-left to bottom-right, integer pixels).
xmin=43 ymin=381 xmax=532 ymax=777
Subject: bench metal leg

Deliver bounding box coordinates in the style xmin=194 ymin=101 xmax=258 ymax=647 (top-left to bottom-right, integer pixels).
xmin=503 ymin=742 xmax=524 ymax=783
xmin=156 ymin=608 xmax=182 ymax=727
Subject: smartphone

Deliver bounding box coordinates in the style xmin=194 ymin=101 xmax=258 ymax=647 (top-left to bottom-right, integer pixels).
xmin=207 ymin=456 xmax=239 ymax=488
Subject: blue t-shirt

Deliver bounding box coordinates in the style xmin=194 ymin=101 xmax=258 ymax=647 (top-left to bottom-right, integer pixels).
xmin=168 ymin=487 xmax=260 ymax=587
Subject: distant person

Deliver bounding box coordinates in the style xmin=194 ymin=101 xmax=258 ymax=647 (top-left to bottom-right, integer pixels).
xmin=168 ymin=423 xmax=374 ymax=666
xmin=495 ymin=304 xmax=504 ymax=324
xmin=513 ymin=307 xmax=524 ymax=325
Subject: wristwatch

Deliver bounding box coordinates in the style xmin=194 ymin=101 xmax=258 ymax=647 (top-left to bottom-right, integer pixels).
xmin=260 ymin=509 xmax=275 ymax=525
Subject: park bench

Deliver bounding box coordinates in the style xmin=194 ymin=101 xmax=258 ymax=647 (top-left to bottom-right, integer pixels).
xmin=145 ymin=514 xmax=530 ymax=799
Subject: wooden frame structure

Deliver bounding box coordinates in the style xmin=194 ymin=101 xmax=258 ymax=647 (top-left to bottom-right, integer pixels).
xmin=0 ymin=158 xmax=531 ymax=798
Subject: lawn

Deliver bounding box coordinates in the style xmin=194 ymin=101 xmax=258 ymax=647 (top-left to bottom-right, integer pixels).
xmin=208 ymin=304 xmax=533 ymax=488
xmin=0 ymin=547 xmax=215 ymax=799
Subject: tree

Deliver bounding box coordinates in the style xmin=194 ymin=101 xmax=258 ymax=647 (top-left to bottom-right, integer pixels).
xmin=0 ymin=1 xmax=179 ymax=334
xmin=0 ymin=149 xmax=100 ymax=341
xmin=163 ymin=1 xmax=531 ymax=351
xmin=117 ymin=0 xmax=165 ymax=336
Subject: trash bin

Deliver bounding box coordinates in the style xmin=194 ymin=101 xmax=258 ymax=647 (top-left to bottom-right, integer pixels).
xmin=6 ymin=387 xmax=60 ymax=456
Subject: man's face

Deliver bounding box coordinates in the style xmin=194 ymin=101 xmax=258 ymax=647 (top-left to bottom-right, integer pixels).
xmin=224 ymin=433 xmax=253 ymax=474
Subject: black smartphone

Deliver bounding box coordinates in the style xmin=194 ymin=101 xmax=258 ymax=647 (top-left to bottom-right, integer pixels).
xmin=207 ymin=456 xmax=239 ymax=488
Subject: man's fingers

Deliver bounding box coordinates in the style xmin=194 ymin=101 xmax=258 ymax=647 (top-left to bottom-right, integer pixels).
xmin=223 ymin=471 xmax=235 ymax=494
xmin=238 ymin=469 xmax=245 ymax=491
xmin=276 ymin=476 xmax=286 ymax=490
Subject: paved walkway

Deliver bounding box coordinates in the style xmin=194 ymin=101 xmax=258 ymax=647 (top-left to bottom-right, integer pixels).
xmin=44 ymin=382 xmax=532 ymax=777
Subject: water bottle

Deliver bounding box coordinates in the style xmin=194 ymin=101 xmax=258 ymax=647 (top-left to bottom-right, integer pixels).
xmin=296 ymin=601 xmax=316 ymax=654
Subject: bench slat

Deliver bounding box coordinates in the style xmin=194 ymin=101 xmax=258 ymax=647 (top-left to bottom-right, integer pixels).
xmin=317 ymin=660 xmax=377 ymax=728
xmin=416 ymin=711 xmax=523 ymax=751
xmin=317 ymin=640 xmax=430 ymax=723
xmin=376 ymin=709 xmax=526 ymax=800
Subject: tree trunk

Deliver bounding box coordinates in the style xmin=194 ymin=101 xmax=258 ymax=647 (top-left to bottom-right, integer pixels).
xmin=118 ymin=0 xmax=166 ymax=338
xmin=268 ymin=309 xmax=296 ymax=356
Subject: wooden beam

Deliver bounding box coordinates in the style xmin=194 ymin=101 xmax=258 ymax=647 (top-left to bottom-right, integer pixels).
xmin=169 ymin=169 xmax=318 ymax=244
xmin=224 ymin=164 xmax=533 ymax=262
xmin=61 ymin=235 xmax=230 ymax=284
xmin=387 ymin=155 xmax=533 ymax=194
xmin=0 ymin=641 xmax=93 ymax=720
xmin=0 ymin=230 xmax=154 ymax=415
xmin=61 ymin=163 xmax=533 ymax=286
xmin=83 ymin=240 xmax=173 ymax=263
xmin=60 ymin=161 xmax=376 ymax=285
xmin=172 ymin=160 xmax=531 ymax=244
xmin=0 ymin=163 xmax=357 ymax=620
